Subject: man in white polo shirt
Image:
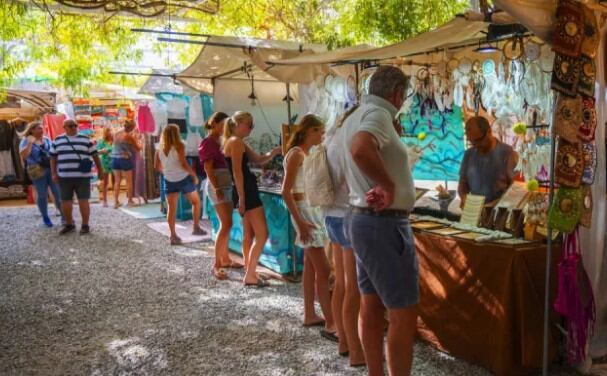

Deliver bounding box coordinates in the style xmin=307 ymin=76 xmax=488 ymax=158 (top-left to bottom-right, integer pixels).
xmin=51 ymin=119 xmax=104 ymax=235
xmin=343 ymin=65 xmax=417 ymax=376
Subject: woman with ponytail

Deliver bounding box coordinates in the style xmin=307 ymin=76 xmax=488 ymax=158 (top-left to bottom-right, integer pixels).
xmin=281 ymin=114 xmax=336 ymax=339
xmin=199 ymin=112 xmax=243 ymax=280
xmin=223 ymin=111 xmax=281 ymax=287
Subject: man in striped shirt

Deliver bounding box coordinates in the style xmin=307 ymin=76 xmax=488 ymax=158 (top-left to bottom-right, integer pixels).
xmin=50 ymin=119 xmax=104 ymax=235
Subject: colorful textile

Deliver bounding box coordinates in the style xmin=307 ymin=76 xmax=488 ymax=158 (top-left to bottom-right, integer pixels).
xmin=41 ymin=113 xmax=66 ymax=141
xmin=137 ymin=103 xmax=156 ymax=134
xmin=96 ymin=139 xmax=113 ymax=173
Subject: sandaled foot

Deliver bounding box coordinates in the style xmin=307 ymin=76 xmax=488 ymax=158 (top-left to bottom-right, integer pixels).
xmin=113 ymin=202 xmax=121 ymax=209
xmin=127 ymin=201 xmax=137 ymax=207
xmin=320 ymin=329 xmax=339 ymax=343
xmin=303 ymin=319 xmax=325 ymax=328
xmin=243 ymin=279 xmax=269 ymax=288
xmin=221 ymin=260 xmax=244 ymax=269
xmin=170 ymin=236 xmax=182 ymax=246
xmin=192 ymin=226 xmax=207 ymax=236
xmin=79 ymin=225 xmax=90 ymax=235
xmin=213 ymin=267 xmax=229 ymax=280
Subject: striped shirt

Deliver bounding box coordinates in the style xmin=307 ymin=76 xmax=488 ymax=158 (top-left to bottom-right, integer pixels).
xmin=50 ymin=134 xmax=97 ymax=178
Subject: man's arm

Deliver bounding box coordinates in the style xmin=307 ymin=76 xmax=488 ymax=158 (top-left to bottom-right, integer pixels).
xmin=350 ymin=131 xmax=394 ymax=210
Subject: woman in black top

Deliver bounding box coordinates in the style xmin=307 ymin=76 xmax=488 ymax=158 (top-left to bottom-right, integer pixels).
xmin=222 ymin=111 xmax=280 ymax=287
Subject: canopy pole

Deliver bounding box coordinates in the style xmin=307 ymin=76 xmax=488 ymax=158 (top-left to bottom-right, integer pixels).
xmin=285 ymin=82 xmax=298 ymax=279
xmin=542 ymin=99 xmax=558 ymax=376
xmin=355 ymin=62 xmax=360 ymax=103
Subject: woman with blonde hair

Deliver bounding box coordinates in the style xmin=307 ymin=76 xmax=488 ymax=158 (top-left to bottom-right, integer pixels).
xmin=154 ymin=124 xmax=206 ymax=245
xmin=19 ymin=121 xmax=63 ymax=227
xmin=96 ymin=126 xmax=114 ymax=207
xmin=281 ymin=114 xmax=336 ymax=340
xmin=199 ymin=111 xmax=243 ymax=280
xmin=223 ymin=111 xmax=280 ymax=287
xmin=111 ymin=119 xmax=141 ymax=208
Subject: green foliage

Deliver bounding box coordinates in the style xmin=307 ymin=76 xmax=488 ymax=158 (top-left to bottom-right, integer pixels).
xmin=1 ymin=0 xmax=468 ymax=92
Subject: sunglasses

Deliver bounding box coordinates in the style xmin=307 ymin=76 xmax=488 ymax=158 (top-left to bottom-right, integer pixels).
xmin=249 ymin=122 xmax=255 ymax=130
xmin=65 ymin=124 xmax=78 ymax=129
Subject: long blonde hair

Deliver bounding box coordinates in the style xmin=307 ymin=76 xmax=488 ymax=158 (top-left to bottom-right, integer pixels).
xmin=159 ymin=124 xmax=183 ymax=155
xmin=19 ymin=121 xmax=42 ymax=138
xmin=101 ymin=127 xmax=113 ymax=143
xmin=286 ymin=114 xmax=324 ymax=152
xmin=223 ymin=111 xmax=253 ymax=141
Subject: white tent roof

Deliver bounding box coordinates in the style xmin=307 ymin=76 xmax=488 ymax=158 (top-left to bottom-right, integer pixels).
xmin=267 ymin=18 xmax=490 ymax=66
xmin=176 ymin=35 xmax=326 ymax=92
xmin=139 ymin=69 xmax=184 ymax=95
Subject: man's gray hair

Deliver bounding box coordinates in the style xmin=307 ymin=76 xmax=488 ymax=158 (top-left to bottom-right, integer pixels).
xmin=368 ymin=65 xmax=409 ymax=99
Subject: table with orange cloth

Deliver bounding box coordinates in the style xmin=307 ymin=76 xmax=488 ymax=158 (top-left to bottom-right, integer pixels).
xmin=413 ymin=228 xmax=560 ymax=376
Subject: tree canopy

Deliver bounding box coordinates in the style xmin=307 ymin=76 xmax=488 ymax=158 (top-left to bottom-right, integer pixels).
xmin=1 ymin=0 xmax=468 ymax=93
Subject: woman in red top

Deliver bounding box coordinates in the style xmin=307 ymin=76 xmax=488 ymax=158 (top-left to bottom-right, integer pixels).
xmin=199 ymin=112 xmax=243 ymax=280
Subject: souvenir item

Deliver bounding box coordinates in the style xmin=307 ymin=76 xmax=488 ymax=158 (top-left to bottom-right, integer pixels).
xmin=581 ymin=4 xmax=599 ymax=58
xmin=525 ymin=40 xmax=542 ymax=62
xmin=552 ymin=53 xmax=581 ymax=96
xmin=552 ymin=0 xmax=584 ymax=57
xmin=540 ymin=48 xmax=556 ymax=73
xmin=581 ymin=142 xmax=597 ymax=185
xmin=555 ymin=138 xmax=583 ymax=188
xmin=458 ymin=57 xmax=472 ymax=75
xmin=554 ymin=94 xmax=582 ymax=143
xmin=579 ymin=96 xmax=597 ymax=141
xmin=580 ymin=186 xmax=592 ymax=228
xmin=482 ymin=59 xmax=496 ymax=76
xmin=577 ymin=55 xmax=596 ymax=97
xmin=548 ymin=187 xmax=582 ymax=233
xmin=502 ymin=38 xmax=524 ymax=60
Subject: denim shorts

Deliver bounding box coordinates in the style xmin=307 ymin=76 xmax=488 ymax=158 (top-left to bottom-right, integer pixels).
xmin=204 ymin=180 xmax=233 ymax=205
xmin=111 ymin=157 xmax=133 ymax=171
xmin=346 ymin=212 xmax=419 ymax=309
xmin=165 ymin=176 xmax=196 ymax=194
xmin=325 ymin=216 xmax=351 ymax=248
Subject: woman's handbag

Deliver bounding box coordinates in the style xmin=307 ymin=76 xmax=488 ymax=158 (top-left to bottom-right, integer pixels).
xmin=26 ymin=163 xmax=45 ymax=180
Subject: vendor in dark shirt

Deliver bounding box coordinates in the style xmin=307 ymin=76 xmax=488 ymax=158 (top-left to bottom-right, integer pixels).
xmin=458 ymin=116 xmax=518 ymax=207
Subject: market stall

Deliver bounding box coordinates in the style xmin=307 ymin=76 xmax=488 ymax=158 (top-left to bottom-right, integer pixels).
xmin=266 ymin=7 xmax=605 ymax=374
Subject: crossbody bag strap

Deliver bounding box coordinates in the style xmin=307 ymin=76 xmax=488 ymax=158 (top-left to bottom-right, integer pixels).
xmin=65 ymin=136 xmax=83 ymax=161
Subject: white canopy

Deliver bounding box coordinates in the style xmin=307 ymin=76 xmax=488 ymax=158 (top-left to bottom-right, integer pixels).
xmin=176 ymin=35 xmax=325 ymax=92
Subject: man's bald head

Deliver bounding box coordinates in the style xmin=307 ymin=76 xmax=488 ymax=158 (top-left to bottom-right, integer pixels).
xmin=465 ymin=116 xmax=491 ymax=133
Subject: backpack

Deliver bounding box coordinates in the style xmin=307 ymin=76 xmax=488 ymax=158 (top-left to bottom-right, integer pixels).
xmin=303 ymin=144 xmax=334 ymax=207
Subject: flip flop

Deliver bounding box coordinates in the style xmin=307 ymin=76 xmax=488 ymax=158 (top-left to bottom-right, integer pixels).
xmin=339 ymin=351 xmax=349 ymax=357
xmin=244 ymin=279 xmax=269 ymax=288
xmin=302 ymin=319 xmax=325 ymax=328
xmin=320 ymin=329 xmax=339 ymax=343
xmin=213 ymin=267 xmax=229 ymax=280
xmin=228 ymin=261 xmax=244 ymax=269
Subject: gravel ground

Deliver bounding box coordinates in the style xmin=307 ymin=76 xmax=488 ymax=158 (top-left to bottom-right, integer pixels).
xmin=0 ymin=205 xmax=579 ymax=375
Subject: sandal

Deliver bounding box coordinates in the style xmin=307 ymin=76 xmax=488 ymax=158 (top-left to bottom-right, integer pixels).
xmin=302 ymin=319 xmax=325 ymax=328
xmin=213 ymin=267 xmax=229 ymax=280
xmin=170 ymin=236 xmax=182 ymax=246
xmin=244 ymin=279 xmax=269 ymax=288
xmin=320 ymin=329 xmax=339 ymax=343
xmin=192 ymin=226 xmax=207 ymax=236
xmin=226 ymin=260 xmax=244 ymax=269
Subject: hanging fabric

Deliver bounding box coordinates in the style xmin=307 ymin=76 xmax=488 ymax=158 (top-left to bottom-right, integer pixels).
xmin=42 ymin=113 xmax=67 ymax=140
xmin=188 ymin=95 xmax=204 ymax=127
xmin=553 ymin=228 xmax=596 ymax=365
xmin=137 ymin=103 xmax=156 ymax=134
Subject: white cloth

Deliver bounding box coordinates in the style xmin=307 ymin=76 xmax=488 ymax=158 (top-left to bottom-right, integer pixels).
xmin=342 ymin=95 xmax=415 ymax=211
xmin=166 ymin=98 xmax=187 ymax=119
xmin=0 ymin=151 xmax=15 ymax=178
xmin=149 ymin=101 xmax=168 ymax=136
xmin=188 ymin=95 xmax=205 ymax=127
xmin=158 ymin=147 xmax=189 ymax=182
xmin=323 ymin=125 xmax=349 ymax=217
xmin=184 ymin=131 xmax=203 ymax=157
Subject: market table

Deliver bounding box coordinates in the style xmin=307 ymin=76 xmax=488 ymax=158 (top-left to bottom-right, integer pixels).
xmin=413 ymin=228 xmax=560 ymax=376
xmin=205 ymin=187 xmax=304 ymax=275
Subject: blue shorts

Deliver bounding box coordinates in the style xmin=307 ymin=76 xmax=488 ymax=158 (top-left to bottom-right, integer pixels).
xmin=111 ymin=157 xmax=133 ymax=171
xmin=346 ymin=212 xmax=419 ymax=309
xmin=325 ymin=216 xmax=351 ymax=248
xmin=165 ymin=176 xmax=196 ymax=195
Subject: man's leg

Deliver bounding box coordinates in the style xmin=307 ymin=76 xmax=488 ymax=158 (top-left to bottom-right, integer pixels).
xmin=386 ymin=306 xmax=417 ymax=376
xmin=359 ymin=293 xmax=386 ymax=376
xmin=79 ymin=199 xmax=90 ymax=226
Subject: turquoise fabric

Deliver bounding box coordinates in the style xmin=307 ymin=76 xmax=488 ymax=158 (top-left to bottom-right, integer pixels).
xmin=205 ymin=191 xmax=304 ymax=274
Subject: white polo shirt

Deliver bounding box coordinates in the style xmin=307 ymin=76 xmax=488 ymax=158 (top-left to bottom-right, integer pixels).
xmin=341 ymin=95 xmax=415 ymax=211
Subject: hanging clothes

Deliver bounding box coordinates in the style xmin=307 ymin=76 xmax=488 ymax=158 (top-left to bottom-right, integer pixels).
xmin=188 ymin=95 xmax=204 ymax=127
xmin=56 ymin=102 xmax=75 ymax=120
xmin=42 ymin=113 xmax=67 ymax=140
xmin=137 ymin=103 xmax=156 ymax=134
xmin=143 ymin=135 xmax=158 ymax=199
xmin=0 ymin=151 xmax=15 ymax=180
xmin=149 ymin=101 xmax=168 ymax=136
xmin=0 ymin=120 xmax=14 ymax=151
xmin=166 ymin=98 xmax=187 ymax=119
